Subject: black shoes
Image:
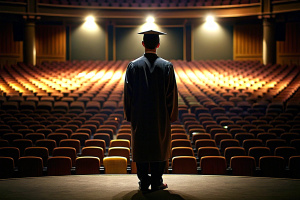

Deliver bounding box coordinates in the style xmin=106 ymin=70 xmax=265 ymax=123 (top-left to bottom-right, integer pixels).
xmin=139 ymin=182 xmax=168 ymax=192
xmin=151 ymin=183 xmax=168 ymax=191
xmin=139 ymin=181 xmax=151 ymax=192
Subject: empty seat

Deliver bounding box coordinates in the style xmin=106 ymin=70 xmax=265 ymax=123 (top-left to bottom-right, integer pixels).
xmin=220 ymin=139 xmax=240 ymax=154
xmin=2 ymin=133 xmax=23 ymax=144
xmin=25 ymin=133 xmax=45 ymax=144
xmin=259 ymin=156 xmax=285 ymax=178
xmin=230 ymin=156 xmax=256 ymax=176
xmin=108 ymin=147 xmax=130 ymax=165
xmin=171 ymin=147 xmax=194 ymax=158
xmin=18 ymin=156 xmax=43 ymax=177
xmin=47 ymin=156 xmax=72 ymax=176
xmin=47 ymin=133 xmax=68 ymax=146
xmin=76 ymin=157 xmax=100 ymax=175
xmin=109 ymin=139 xmax=130 ymax=148
xmin=35 ymin=139 xmax=57 ymax=156
xmin=242 ymin=139 xmax=263 ymax=153
xmin=266 ymin=139 xmax=286 ymax=154
xmin=234 ymin=133 xmax=255 ymax=145
xmin=85 ymin=139 xmax=106 ymax=153
xmin=248 ymin=147 xmax=271 ymax=167
xmin=70 ymin=133 xmax=90 ymax=146
xmin=93 ymin=133 xmax=111 ymax=147
xmin=116 ymin=133 xmax=131 ymax=141
xmin=200 ymin=156 xmax=227 ymax=175
xmin=197 ymin=147 xmax=221 ymax=159
xmin=59 ymin=139 xmax=80 ymax=153
xmin=192 ymin=133 xmax=211 ymax=144
xmin=172 ymin=156 xmax=198 ymax=174
xmin=224 ymin=147 xmax=246 ymax=165
xmin=103 ymin=156 xmax=127 ymax=174
xmin=24 ymin=147 xmax=49 ymax=167
xmin=275 ymin=147 xmax=297 ymax=165
xmin=0 ymin=157 xmax=14 ymax=178
xmin=289 ymin=156 xmax=300 ymax=178
xmin=0 ymin=139 xmax=9 ymax=147
xmin=81 ymin=146 xmax=104 ymax=164
xmin=171 ymin=139 xmax=192 ymax=148
xmin=195 ymin=139 xmax=217 ymax=151
xmin=52 ymin=147 xmax=77 ymax=167
xmin=12 ymin=139 xmax=33 ymax=156
xmin=214 ymin=133 xmax=232 ymax=146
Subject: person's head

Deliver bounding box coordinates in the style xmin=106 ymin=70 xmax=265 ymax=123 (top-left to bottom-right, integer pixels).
xmin=142 ymin=34 xmax=160 ymax=49
xmin=138 ymin=30 xmax=166 ymax=50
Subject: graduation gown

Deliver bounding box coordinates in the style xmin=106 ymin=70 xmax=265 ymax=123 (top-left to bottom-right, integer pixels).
xmin=124 ymin=53 xmax=178 ymax=162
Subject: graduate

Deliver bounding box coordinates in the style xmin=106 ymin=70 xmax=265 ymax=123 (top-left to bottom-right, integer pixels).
xmin=124 ymin=30 xmax=178 ymax=192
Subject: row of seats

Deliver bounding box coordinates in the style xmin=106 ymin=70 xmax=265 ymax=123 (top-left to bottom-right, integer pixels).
xmin=37 ymin=0 xmax=260 ymax=7
xmin=1 ymin=148 xmax=300 ymax=179
xmin=0 ymin=60 xmax=299 ymax=179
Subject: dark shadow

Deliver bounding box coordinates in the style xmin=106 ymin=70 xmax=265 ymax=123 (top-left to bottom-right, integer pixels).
xmin=113 ymin=190 xmax=186 ymax=200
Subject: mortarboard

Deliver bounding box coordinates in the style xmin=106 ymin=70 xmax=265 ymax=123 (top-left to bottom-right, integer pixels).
xmin=138 ymin=30 xmax=167 ymax=35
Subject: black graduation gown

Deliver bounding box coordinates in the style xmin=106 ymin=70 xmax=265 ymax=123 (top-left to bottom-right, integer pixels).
xmin=124 ymin=53 xmax=178 ymax=162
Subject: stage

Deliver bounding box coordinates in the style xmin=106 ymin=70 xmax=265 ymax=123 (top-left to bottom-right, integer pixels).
xmin=1 ymin=174 xmax=299 ymax=200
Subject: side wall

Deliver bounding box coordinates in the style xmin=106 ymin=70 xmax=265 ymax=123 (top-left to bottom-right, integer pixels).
xmin=70 ymin=22 xmax=106 ymax=61
xmin=193 ymin=22 xmax=233 ymax=61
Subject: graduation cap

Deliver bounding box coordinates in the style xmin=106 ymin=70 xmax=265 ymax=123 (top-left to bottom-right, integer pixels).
xmin=138 ymin=30 xmax=167 ymax=35
xmin=138 ymin=30 xmax=166 ymax=49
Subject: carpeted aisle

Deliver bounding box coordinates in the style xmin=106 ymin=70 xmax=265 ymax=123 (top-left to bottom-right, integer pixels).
xmin=0 ymin=174 xmax=300 ymax=200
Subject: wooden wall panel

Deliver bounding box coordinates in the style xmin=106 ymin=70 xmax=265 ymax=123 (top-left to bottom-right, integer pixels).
xmin=0 ymin=22 xmax=23 ymax=67
xmin=36 ymin=25 xmax=66 ymax=64
xmin=277 ymin=22 xmax=300 ymax=66
xmin=233 ymin=24 xmax=262 ymax=62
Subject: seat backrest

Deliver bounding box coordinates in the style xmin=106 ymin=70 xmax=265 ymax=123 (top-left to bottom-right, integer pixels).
xmin=47 ymin=156 xmax=72 ymax=176
xmin=230 ymin=156 xmax=256 ymax=176
xmin=24 ymin=147 xmax=49 ymax=167
xmin=197 ymin=147 xmax=221 ymax=159
xmin=171 ymin=147 xmax=194 ymax=158
xmin=52 ymin=147 xmax=77 ymax=167
xmin=76 ymin=156 xmax=100 ymax=175
xmin=259 ymin=156 xmax=285 ymax=177
xmin=200 ymin=156 xmax=227 ymax=175
xmin=103 ymin=156 xmax=127 ymax=174
xmin=0 ymin=157 xmax=14 ymax=178
xmin=108 ymin=147 xmax=130 ymax=165
xmin=81 ymin=146 xmax=104 ymax=164
xmin=109 ymin=139 xmax=130 ymax=148
xmin=18 ymin=156 xmax=43 ymax=177
xmin=35 ymin=139 xmax=57 ymax=156
xmin=172 ymin=156 xmax=198 ymax=174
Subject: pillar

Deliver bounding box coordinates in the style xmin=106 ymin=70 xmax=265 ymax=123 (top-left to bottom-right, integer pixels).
xmin=23 ymin=21 xmax=36 ymax=65
xmin=263 ymin=18 xmax=276 ymax=65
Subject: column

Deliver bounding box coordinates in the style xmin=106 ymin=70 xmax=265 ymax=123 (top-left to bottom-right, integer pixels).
xmin=262 ymin=18 xmax=276 ymax=65
xmin=23 ymin=21 xmax=36 ymax=65
xmin=185 ymin=22 xmax=192 ymax=62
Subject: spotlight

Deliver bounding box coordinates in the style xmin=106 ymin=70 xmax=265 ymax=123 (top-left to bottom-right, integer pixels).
xmin=86 ymin=15 xmax=95 ymax=22
xmin=146 ymin=16 xmax=155 ymax=23
xmin=206 ymin=16 xmax=215 ymax=23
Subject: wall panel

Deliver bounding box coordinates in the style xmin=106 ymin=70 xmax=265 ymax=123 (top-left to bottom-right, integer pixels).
xmin=36 ymin=25 xmax=66 ymax=64
xmin=233 ymin=24 xmax=262 ymax=62
xmin=0 ymin=22 xmax=23 ymax=67
xmin=277 ymin=22 xmax=300 ymax=66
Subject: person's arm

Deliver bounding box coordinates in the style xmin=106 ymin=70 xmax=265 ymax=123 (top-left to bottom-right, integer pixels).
xmin=166 ymin=63 xmax=178 ymax=122
xmin=123 ymin=63 xmax=133 ymax=122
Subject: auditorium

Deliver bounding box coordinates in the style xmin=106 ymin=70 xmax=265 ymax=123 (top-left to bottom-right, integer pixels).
xmin=0 ymin=0 xmax=300 ymax=199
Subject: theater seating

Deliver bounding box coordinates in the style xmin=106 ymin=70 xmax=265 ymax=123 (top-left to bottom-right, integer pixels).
xmin=1 ymin=60 xmax=299 ymax=178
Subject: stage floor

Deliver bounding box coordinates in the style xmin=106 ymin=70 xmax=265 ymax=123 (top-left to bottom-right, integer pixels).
xmin=1 ymin=174 xmax=299 ymax=200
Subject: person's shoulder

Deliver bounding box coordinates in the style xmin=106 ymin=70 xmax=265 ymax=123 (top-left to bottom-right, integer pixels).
xmin=157 ymin=57 xmax=173 ymax=66
xmin=131 ymin=56 xmax=145 ymax=65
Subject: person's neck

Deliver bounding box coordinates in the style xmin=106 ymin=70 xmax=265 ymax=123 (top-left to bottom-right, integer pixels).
xmin=144 ymin=48 xmax=156 ymax=54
